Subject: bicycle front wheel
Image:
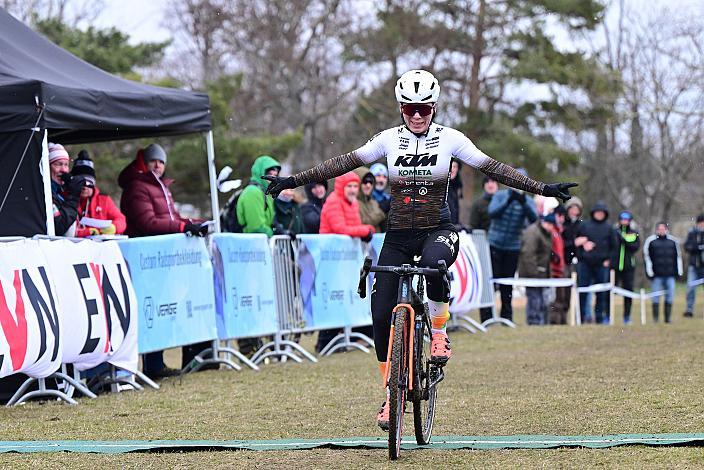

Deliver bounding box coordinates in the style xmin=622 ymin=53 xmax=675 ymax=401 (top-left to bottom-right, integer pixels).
xmin=413 ymin=312 xmax=437 ymax=445
xmin=388 ymin=307 xmax=408 ymax=460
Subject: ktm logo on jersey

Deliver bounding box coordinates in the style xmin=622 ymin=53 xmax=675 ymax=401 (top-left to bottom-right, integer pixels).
xmin=394 ymin=153 xmax=438 ymax=167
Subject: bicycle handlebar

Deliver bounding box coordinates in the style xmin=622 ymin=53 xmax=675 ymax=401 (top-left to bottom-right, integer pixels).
xmin=368 ymin=264 xmax=446 ymax=277
xmin=358 ymin=257 xmax=448 ymax=298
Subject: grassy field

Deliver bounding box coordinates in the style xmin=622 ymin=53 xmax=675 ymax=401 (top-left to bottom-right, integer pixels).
xmin=1 ymin=294 xmax=703 ymax=468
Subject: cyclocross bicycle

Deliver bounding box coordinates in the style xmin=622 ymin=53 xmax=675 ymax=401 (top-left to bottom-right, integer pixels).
xmin=358 ymin=257 xmax=449 ymax=460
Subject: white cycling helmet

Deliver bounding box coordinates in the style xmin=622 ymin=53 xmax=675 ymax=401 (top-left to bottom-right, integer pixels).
xmin=394 ymin=69 xmax=440 ymax=104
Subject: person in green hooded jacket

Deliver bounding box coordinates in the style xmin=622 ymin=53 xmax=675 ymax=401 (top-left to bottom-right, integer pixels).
xmin=237 ymin=155 xmax=281 ymax=236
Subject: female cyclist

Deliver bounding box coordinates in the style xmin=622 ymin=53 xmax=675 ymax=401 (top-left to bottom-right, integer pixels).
xmin=264 ymin=69 xmax=577 ymax=430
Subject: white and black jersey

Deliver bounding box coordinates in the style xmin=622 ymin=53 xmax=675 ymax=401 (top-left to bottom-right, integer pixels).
xmin=293 ymin=123 xmax=546 ymax=231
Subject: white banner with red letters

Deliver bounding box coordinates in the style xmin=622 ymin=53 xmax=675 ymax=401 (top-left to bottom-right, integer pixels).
xmin=0 ymin=238 xmax=138 ymax=379
xmin=0 ymin=239 xmax=63 ymax=378
xmin=39 ymin=239 xmax=138 ymax=373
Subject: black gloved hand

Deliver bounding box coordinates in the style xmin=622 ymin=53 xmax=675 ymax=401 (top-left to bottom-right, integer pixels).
xmin=183 ymin=222 xmax=208 ymax=237
xmin=60 ymin=173 xmax=85 ymax=197
xmin=361 ymin=229 xmax=373 ymax=243
xmin=543 ymin=182 xmax=578 ymax=203
xmin=262 ymin=175 xmax=296 ymax=198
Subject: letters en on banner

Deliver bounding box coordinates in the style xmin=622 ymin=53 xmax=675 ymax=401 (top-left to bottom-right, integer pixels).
xmin=210 ymin=234 xmax=278 ymax=339
xmin=118 ymin=234 xmax=217 ymax=354
xmin=297 ymin=235 xmax=371 ymax=329
xmin=39 ymin=239 xmax=139 ymax=373
xmin=0 ymin=240 xmax=62 ymax=379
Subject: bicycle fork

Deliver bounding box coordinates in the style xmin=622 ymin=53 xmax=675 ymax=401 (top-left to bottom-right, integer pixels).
xmin=383 ymin=303 xmax=415 ymax=393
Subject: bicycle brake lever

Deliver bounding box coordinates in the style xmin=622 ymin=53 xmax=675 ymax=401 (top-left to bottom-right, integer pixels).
xmin=358 ymin=257 xmax=373 ymax=298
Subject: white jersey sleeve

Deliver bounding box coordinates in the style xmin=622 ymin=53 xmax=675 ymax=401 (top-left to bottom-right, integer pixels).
xmin=447 ymin=128 xmax=491 ymax=169
xmin=353 ymin=129 xmax=392 ymax=164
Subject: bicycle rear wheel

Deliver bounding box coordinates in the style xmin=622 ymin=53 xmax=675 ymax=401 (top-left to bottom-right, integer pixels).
xmin=388 ymin=307 xmax=408 ymax=460
xmin=413 ymin=312 xmax=437 ymax=445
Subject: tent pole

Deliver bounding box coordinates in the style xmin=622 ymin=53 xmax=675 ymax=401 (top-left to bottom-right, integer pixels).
xmin=205 ymin=130 xmax=220 ymax=233
xmin=41 ymin=130 xmax=55 ymax=236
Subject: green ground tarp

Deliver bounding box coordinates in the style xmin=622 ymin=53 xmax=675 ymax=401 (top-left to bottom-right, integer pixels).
xmin=1 ymin=434 xmax=703 ymax=453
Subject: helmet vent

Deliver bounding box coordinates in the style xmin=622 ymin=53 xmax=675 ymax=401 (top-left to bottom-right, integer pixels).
xmin=430 ymin=83 xmax=435 ymax=89
xmin=414 ymin=82 xmax=420 ymax=93
xmin=421 ymin=94 xmax=433 ymax=101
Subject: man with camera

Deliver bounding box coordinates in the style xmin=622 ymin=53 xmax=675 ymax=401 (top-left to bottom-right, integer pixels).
xmin=48 ymin=142 xmax=85 ymax=236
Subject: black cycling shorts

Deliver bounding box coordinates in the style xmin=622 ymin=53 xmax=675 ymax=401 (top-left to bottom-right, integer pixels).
xmin=371 ymin=226 xmax=459 ymax=362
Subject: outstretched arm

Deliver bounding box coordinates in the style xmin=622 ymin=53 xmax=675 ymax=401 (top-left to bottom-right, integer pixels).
xmin=452 ymin=130 xmax=576 ymax=201
xmin=265 ymin=131 xmax=387 ymax=197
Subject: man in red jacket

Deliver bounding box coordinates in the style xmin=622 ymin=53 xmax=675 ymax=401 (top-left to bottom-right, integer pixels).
xmin=70 ymin=151 xmax=126 ymax=237
xmin=319 ymin=171 xmax=374 ymax=241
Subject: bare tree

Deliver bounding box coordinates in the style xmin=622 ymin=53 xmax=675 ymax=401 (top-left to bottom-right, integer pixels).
xmin=589 ymin=4 xmax=704 ymax=234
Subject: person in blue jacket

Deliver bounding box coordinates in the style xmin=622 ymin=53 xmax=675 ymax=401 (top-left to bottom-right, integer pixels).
xmin=487 ymin=168 xmax=538 ymax=321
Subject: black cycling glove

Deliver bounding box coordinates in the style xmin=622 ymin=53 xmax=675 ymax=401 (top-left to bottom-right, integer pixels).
xmin=183 ymin=222 xmax=208 ymax=237
xmin=543 ymin=182 xmax=578 ymax=203
xmin=262 ymin=175 xmax=296 ymax=198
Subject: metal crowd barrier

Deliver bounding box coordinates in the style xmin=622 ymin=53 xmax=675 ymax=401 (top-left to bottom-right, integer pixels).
xmin=249 ymin=236 xmax=317 ymax=364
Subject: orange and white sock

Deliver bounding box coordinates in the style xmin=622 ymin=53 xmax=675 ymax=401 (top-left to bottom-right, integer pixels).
xmin=429 ymin=300 xmax=450 ymax=335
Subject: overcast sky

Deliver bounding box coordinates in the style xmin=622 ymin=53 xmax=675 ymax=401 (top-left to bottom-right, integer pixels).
xmin=93 ymin=0 xmax=703 ymax=46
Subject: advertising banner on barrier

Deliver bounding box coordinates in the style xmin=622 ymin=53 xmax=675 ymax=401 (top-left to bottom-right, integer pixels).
xmin=39 ymin=239 xmax=139 ymax=373
xmin=297 ymin=235 xmax=370 ymax=329
xmin=118 ymin=234 xmax=217 ymax=354
xmin=448 ymin=231 xmax=484 ymax=313
xmin=210 ymin=234 xmax=278 ymax=339
xmin=0 ymin=240 xmax=62 ymax=379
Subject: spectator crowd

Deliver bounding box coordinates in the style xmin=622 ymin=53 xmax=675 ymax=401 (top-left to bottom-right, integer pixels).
xmin=47 ymin=143 xmax=704 ymax=368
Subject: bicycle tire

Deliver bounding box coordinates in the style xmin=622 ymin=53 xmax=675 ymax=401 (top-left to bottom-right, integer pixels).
xmin=413 ymin=312 xmax=437 ymax=445
xmin=388 ymin=307 xmax=408 ymax=460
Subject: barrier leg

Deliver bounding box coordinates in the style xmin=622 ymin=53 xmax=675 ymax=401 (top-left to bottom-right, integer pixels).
xmin=54 ymin=371 xmax=98 ymax=398
xmin=481 ymin=290 xmax=517 ymax=328
xmin=9 ymin=378 xmax=78 ymax=406
xmin=572 ymin=273 xmax=582 ymax=325
xmin=6 ymin=377 xmax=37 ymax=407
xmin=134 ymin=370 xmax=160 ymax=390
xmin=86 ymin=366 xmax=143 ymax=394
xmin=608 ymin=271 xmax=614 ymax=325
xmin=218 ymin=341 xmax=260 ymax=371
xmin=182 ymin=340 xmax=241 ymax=374
xmin=252 ymin=333 xmax=305 ymax=365
xmin=322 ymin=327 xmax=372 ymax=356
xmin=452 ymin=311 xmax=485 ymax=333
xmin=640 ymin=288 xmax=646 ymax=325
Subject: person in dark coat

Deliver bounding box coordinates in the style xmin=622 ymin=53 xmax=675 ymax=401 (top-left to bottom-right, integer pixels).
xmin=301 ymin=181 xmax=328 ymax=234
xmin=644 ymin=222 xmax=683 ymax=323
xmin=356 ymin=170 xmax=386 ymax=233
xmin=574 ymin=201 xmax=618 ymax=324
xmin=48 ymin=143 xmax=83 ymax=236
xmin=614 ymin=211 xmax=640 ymax=324
xmin=518 ymin=215 xmax=556 ymax=325
xmin=447 ymin=159 xmax=463 ymax=228
xmin=471 ymin=175 xmax=498 ymax=322
xmin=119 ymin=143 xmax=208 ymax=378
xmin=469 ymin=175 xmax=498 ymax=232
xmin=684 ymin=214 xmax=704 ymax=317
xmin=273 ymin=189 xmax=304 ymax=236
